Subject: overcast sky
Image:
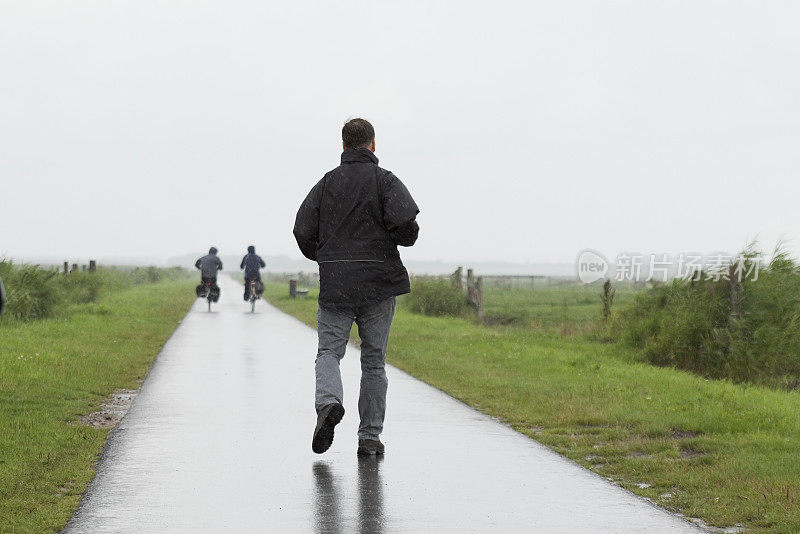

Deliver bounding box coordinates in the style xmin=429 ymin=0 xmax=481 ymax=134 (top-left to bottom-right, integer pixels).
xmin=1 ymin=1 xmax=798 ymax=267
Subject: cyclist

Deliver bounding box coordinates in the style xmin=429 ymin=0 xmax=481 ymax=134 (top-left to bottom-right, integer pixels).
xmin=240 ymin=245 xmax=266 ymax=301
xmin=195 ymin=246 xmax=223 ymax=301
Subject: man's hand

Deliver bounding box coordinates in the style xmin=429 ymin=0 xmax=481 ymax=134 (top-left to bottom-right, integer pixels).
xmin=390 ymin=219 xmax=419 ymax=247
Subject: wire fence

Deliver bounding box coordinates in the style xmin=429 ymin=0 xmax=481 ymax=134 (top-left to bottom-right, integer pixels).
xmin=267 ymin=267 xmax=641 ymax=333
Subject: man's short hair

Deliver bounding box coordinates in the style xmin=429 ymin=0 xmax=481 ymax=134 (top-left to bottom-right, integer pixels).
xmin=342 ymin=118 xmax=375 ymax=149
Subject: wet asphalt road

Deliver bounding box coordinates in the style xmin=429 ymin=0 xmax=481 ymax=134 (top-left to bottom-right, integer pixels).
xmin=65 ymin=275 xmax=702 ymax=533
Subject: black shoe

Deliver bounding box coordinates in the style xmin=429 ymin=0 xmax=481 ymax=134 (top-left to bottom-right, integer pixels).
xmin=357 ymin=438 xmax=385 ymax=456
xmin=312 ymin=403 xmax=345 ymax=454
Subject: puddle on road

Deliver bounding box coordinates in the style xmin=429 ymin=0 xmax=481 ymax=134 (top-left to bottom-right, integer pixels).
xmin=75 ymin=389 xmax=138 ymax=429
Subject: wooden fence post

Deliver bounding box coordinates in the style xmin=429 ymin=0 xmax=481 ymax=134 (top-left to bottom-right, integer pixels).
xmin=71 ymin=263 xmax=78 ymax=274
xmin=63 ymin=261 xmax=69 ymax=275
xmin=89 ymin=260 xmax=96 ymax=273
xmin=601 ymin=279 xmax=616 ymax=322
xmin=467 ymin=269 xmax=475 ymax=305
xmin=289 ymin=279 xmax=297 ymax=299
xmin=465 ymin=269 xmax=484 ymax=320
xmin=452 ymin=266 xmax=463 ymax=290
xmin=476 ymin=276 xmax=484 ymax=320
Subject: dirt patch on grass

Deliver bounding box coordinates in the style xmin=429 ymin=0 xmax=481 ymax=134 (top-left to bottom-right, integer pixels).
xmin=57 ymin=481 xmax=76 ymax=496
xmin=670 ymin=428 xmax=701 ymax=439
xmin=75 ymin=389 xmax=138 ymax=429
xmin=679 ymin=447 xmax=706 ymax=459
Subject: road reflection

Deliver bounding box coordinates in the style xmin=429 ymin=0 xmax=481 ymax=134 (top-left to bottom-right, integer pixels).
xmin=312 ymin=458 xmax=385 ymax=534
xmin=312 ymin=462 xmax=342 ymax=534
xmin=357 ymin=456 xmax=385 ymax=533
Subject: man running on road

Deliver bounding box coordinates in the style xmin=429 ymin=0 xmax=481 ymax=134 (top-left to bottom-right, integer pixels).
xmin=294 ymin=118 xmax=420 ymax=456
xmin=240 ymin=245 xmax=266 ymax=301
xmin=195 ymin=246 xmax=223 ymax=301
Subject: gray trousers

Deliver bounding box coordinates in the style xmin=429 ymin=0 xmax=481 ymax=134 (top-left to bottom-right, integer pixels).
xmin=315 ymin=296 xmax=396 ymax=440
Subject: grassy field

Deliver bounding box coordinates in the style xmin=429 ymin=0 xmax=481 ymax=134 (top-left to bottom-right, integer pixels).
xmin=0 ymin=278 xmax=196 ymax=533
xmin=264 ymin=281 xmax=800 ymax=533
xmin=481 ymin=281 xmax=640 ymax=333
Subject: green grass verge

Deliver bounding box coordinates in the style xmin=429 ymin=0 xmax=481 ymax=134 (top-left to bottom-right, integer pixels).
xmin=0 ymin=279 xmax=196 ymax=533
xmin=481 ymin=282 xmax=640 ymax=332
xmin=264 ymin=281 xmax=800 ymax=533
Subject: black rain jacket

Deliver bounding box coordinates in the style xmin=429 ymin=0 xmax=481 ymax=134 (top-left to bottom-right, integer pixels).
xmin=195 ymin=254 xmax=223 ymax=278
xmin=240 ymin=253 xmax=266 ymax=279
xmin=293 ymin=148 xmax=419 ymax=307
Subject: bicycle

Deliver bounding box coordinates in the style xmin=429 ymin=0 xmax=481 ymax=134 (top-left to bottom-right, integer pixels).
xmin=199 ymin=280 xmax=219 ymax=312
xmin=246 ymin=279 xmax=260 ymax=313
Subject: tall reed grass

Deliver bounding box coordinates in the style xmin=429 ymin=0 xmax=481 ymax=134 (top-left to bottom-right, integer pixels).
xmin=613 ymin=246 xmax=800 ymax=386
xmin=0 ymin=261 xmax=188 ymax=321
